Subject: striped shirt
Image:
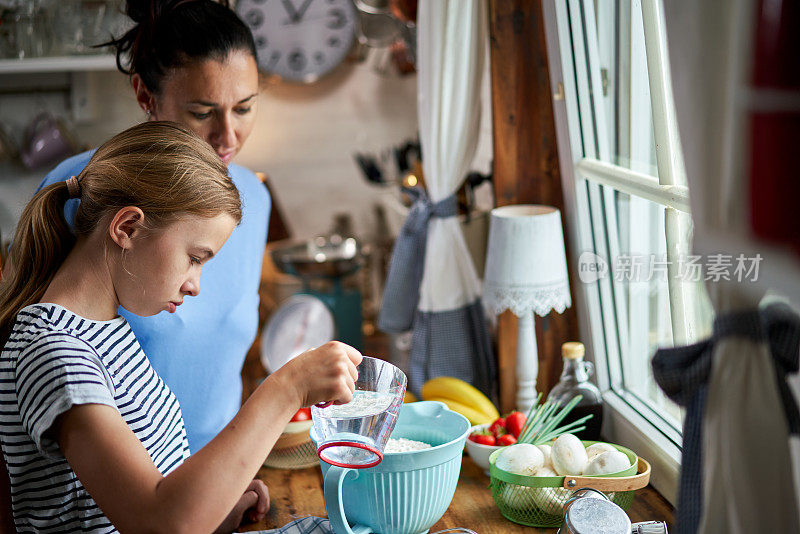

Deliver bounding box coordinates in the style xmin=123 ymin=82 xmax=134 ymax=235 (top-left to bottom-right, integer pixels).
xmin=0 ymin=304 xmax=190 ymax=533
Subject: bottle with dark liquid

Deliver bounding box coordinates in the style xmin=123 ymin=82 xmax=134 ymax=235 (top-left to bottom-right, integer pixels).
xmin=547 ymin=342 xmax=603 ymax=441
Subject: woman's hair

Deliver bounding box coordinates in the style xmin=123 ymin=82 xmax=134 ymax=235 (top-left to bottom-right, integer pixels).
xmin=108 ymin=0 xmax=257 ymax=93
xmin=0 ymin=121 xmax=241 ymax=344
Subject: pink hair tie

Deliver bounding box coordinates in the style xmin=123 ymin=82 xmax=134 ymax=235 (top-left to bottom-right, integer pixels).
xmin=66 ymin=176 xmax=81 ymax=198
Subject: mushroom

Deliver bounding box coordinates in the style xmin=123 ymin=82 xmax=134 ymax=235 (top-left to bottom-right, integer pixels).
xmin=551 ymin=434 xmax=589 ymax=476
xmin=536 ymin=444 xmax=553 ymax=470
xmin=495 ymin=443 xmax=544 ymax=476
xmin=583 ymin=450 xmax=631 ymax=476
xmin=529 ymin=466 xmax=569 ymax=511
xmin=585 ymin=442 xmax=617 ymax=460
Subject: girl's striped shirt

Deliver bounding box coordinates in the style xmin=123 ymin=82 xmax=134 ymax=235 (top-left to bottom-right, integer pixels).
xmin=0 ymin=303 xmax=190 ymax=533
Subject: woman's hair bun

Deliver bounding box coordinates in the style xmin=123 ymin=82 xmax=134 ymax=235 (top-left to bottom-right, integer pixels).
xmin=125 ymin=0 xmax=156 ymax=24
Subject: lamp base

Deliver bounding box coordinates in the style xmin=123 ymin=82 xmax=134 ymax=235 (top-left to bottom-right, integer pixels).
xmin=515 ymin=309 xmax=538 ymax=415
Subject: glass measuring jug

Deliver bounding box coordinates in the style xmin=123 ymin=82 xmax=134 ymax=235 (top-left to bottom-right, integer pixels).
xmin=312 ymin=356 xmax=406 ymax=468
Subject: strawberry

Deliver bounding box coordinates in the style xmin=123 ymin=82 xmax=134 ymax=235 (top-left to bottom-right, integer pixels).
xmin=488 ymin=417 xmax=506 ymax=438
xmin=497 ymin=434 xmax=517 ymax=446
xmin=468 ymin=431 xmax=496 ymax=446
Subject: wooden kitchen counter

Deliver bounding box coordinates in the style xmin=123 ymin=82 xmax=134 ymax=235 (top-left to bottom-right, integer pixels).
xmin=241 ymin=455 xmax=674 ymax=533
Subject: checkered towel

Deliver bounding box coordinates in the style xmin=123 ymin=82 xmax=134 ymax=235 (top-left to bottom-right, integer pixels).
xmin=377 ymin=187 xmax=458 ymax=333
xmin=244 ymin=516 xmax=333 ymax=534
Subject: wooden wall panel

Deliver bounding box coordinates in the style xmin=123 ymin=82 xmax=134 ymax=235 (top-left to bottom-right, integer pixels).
xmin=489 ymin=0 xmax=580 ymax=413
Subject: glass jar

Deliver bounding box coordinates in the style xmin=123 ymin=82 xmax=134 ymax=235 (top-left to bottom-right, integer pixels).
xmin=547 ymin=342 xmax=604 ymax=441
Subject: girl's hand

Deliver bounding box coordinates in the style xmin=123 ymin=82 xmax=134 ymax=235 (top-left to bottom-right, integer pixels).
xmin=213 ymin=479 xmax=270 ymax=533
xmin=281 ymin=341 xmax=362 ymax=407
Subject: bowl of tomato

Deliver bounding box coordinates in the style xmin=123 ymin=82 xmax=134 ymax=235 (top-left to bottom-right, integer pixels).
xmin=464 ymin=411 xmax=527 ymax=474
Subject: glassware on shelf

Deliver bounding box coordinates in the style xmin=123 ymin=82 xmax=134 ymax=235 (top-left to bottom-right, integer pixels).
xmin=546 ymin=342 xmax=604 ymax=441
xmin=1 ymin=3 xmax=53 ymax=59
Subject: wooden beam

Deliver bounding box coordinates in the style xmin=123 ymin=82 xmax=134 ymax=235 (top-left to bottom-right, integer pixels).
xmin=489 ymin=0 xmax=580 ymax=413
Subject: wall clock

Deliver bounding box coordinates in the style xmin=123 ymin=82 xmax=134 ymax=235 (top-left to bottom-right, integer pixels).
xmin=237 ymin=0 xmax=357 ymax=83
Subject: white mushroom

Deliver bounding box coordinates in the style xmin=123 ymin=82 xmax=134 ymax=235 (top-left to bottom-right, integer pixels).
xmin=500 ymin=484 xmax=535 ymax=510
xmin=536 ymin=444 xmax=553 ymax=470
xmin=583 ymin=450 xmax=631 ymax=476
xmin=495 ymin=443 xmax=544 ymax=476
xmin=529 ymin=466 xmax=569 ymax=512
xmin=551 ymin=434 xmax=589 ymax=476
xmin=585 ymin=442 xmax=617 ymax=460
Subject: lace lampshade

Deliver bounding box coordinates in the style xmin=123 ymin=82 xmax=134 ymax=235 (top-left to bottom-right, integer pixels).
xmin=483 ymin=205 xmax=572 ymax=413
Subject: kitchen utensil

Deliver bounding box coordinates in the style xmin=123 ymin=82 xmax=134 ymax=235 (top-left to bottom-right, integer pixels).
xmin=270 ymin=235 xmax=365 ymax=349
xmin=311 ymin=356 xmax=406 ymax=468
xmin=559 ymin=488 xmax=631 ymax=534
xmin=631 ymin=521 xmax=669 ymax=533
xmin=311 ymin=400 xmax=471 ymax=534
xmin=354 ymin=0 xmax=402 ymax=48
xmin=259 ymin=294 xmax=335 ymax=374
xmin=488 ymin=441 xmax=650 ymax=528
xmin=20 ymin=113 xmax=78 ymax=170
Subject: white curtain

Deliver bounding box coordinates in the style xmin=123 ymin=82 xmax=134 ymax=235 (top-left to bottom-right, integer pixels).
xmin=416 ymin=0 xmax=485 ymax=313
xmin=664 ymin=1 xmax=800 ymax=531
xmin=377 ymin=0 xmax=493 ymax=395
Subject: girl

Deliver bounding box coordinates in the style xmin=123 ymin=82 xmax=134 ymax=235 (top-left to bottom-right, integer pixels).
xmin=36 ymin=0 xmax=269 ymax=455
xmin=0 ymin=121 xmax=359 ymax=533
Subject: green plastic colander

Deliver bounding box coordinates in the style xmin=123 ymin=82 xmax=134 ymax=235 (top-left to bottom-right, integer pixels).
xmin=488 ymin=441 xmax=650 ymax=528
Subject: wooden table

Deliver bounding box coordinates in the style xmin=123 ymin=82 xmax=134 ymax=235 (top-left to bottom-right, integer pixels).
xmin=242 ymin=455 xmax=674 ymax=533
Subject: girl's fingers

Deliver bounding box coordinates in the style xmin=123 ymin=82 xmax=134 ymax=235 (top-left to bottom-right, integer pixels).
xmin=249 ymin=479 xmax=270 ymax=514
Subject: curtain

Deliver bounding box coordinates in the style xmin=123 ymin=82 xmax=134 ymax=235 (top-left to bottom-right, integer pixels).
xmin=378 ymin=0 xmax=495 ymax=398
xmin=655 ymin=1 xmax=800 ymax=532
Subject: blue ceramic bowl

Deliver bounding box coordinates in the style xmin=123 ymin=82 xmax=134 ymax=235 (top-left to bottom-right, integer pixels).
xmin=311 ymin=401 xmax=470 ymax=534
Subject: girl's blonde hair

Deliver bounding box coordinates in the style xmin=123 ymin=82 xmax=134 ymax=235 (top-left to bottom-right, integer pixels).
xmin=0 ymin=121 xmax=241 ymax=344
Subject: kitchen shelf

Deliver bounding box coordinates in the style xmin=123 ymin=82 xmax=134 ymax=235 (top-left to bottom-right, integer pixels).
xmin=0 ymin=54 xmax=117 ymax=74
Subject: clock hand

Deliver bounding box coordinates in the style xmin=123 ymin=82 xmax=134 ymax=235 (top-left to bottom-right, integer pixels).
xmin=293 ymin=0 xmax=314 ymax=23
xmin=280 ymin=0 xmax=299 ymax=22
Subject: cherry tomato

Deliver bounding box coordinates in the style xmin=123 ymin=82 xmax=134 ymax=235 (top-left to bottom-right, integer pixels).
xmin=505 ymin=411 xmax=526 ymax=438
xmin=488 ymin=417 xmax=506 ymax=438
xmin=468 ymin=432 xmax=496 ymax=446
xmin=290 ymin=408 xmax=311 ymax=422
xmin=497 ymin=434 xmax=517 ymax=446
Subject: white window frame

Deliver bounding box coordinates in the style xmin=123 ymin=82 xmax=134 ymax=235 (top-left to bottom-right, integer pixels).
xmin=542 ymin=0 xmax=700 ymax=503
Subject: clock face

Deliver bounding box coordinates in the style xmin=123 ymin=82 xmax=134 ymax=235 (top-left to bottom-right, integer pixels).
xmin=237 ymin=0 xmax=357 ymax=83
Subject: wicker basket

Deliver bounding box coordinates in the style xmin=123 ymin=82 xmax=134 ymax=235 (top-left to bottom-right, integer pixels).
xmin=488 ymin=441 xmax=651 ymax=528
xmin=263 ymin=420 xmax=319 ymax=470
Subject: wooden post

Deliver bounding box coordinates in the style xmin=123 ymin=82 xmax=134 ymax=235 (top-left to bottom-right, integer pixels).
xmin=489 ymin=0 xmax=580 ymax=413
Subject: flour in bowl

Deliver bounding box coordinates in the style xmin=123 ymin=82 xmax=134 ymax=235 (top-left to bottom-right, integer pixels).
xmin=385 ymin=438 xmax=432 ymax=453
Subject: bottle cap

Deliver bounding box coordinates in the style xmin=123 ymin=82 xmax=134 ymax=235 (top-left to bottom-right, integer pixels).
xmin=562 ymin=342 xmax=585 ymax=360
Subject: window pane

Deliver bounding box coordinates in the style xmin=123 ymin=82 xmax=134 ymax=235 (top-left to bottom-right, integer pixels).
xmin=593 ymin=0 xmax=660 ymax=176
xmin=599 ymin=186 xmax=713 ymax=432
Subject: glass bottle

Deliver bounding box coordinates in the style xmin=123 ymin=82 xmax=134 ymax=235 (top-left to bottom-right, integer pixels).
xmin=547 ymin=342 xmax=604 ymax=441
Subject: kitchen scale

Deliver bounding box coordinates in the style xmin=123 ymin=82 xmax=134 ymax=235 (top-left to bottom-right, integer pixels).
xmin=269 ymin=235 xmax=364 ymax=351
xmin=259 ymin=294 xmax=336 ymax=373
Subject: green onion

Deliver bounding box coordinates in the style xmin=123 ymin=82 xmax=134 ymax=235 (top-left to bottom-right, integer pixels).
xmin=517 ymin=394 xmax=594 ymax=446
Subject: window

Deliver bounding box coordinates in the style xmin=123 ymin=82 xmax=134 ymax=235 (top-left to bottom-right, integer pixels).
xmin=543 ymin=0 xmax=713 ymax=500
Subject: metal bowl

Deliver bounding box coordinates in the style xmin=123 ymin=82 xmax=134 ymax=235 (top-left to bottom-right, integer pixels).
xmin=270 ymin=235 xmax=364 ymax=279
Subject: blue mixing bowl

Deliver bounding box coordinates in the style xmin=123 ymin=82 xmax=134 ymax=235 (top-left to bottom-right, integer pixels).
xmin=311 ymin=401 xmax=470 ymax=534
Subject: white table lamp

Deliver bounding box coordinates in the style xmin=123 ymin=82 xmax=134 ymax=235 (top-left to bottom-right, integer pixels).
xmin=483 ymin=205 xmax=572 ymax=414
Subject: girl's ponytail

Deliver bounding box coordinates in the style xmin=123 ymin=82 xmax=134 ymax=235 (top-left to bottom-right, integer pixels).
xmin=0 ymin=181 xmax=76 ymax=344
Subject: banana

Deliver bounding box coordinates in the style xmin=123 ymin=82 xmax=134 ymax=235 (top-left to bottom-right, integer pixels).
xmin=421 ymin=376 xmax=499 ymax=419
xmin=425 ymin=397 xmax=494 ymax=426
xmin=403 ymin=391 xmax=418 ymax=403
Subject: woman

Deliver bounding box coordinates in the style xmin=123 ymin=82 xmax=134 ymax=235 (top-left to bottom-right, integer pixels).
xmin=0 ymin=121 xmax=355 ymax=533
xmin=37 ymin=0 xmax=266 ymax=455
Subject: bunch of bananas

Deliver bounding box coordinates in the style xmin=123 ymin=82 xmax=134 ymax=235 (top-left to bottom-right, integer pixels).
xmin=421 ymin=376 xmax=499 ymax=425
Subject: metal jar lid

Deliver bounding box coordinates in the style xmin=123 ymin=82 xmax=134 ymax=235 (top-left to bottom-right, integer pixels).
xmin=563 ymin=497 xmax=632 ymax=534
